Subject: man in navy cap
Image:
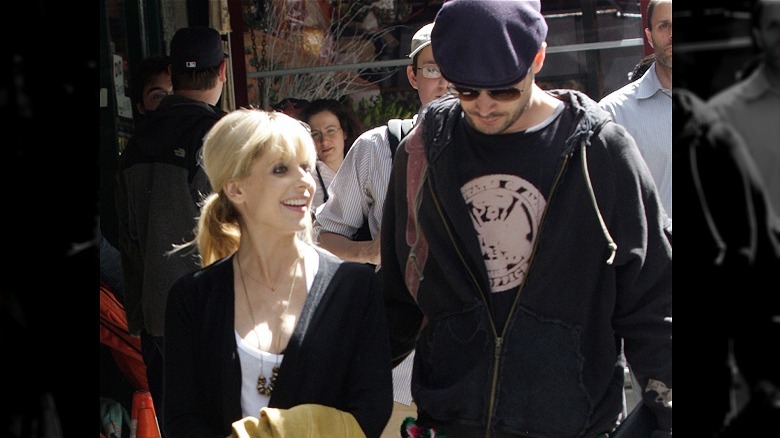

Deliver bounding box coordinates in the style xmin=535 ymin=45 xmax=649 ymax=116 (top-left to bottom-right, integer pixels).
xmin=115 ymin=26 xmax=228 ymax=434
xmin=379 ymin=1 xmax=672 ymax=436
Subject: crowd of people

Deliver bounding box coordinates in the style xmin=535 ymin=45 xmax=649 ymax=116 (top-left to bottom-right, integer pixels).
xmin=100 ymin=0 xmax=780 ymax=437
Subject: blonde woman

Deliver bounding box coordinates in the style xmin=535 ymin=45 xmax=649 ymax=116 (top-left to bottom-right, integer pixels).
xmin=163 ymin=109 xmax=392 ymax=437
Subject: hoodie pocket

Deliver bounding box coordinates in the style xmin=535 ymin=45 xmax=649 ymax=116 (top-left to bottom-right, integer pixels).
xmin=414 ymin=309 xmax=491 ymax=424
xmin=495 ymin=307 xmax=591 ymax=436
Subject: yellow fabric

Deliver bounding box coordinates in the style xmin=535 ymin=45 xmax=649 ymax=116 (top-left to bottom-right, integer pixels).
xmin=228 ymin=404 xmax=366 ymax=438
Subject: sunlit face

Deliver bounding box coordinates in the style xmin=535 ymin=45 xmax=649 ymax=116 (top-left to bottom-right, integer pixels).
xmin=755 ymin=0 xmax=780 ymax=74
xmin=236 ymin=147 xmax=315 ymax=235
xmin=458 ymin=72 xmax=534 ymax=135
xmin=138 ymin=72 xmax=172 ymax=114
xmin=408 ymin=45 xmax=450 ymax=106
xmin=646 ymin=1 xmax=672 ymax=69
xmin=307 ymin=110 xmax=346 ymax=172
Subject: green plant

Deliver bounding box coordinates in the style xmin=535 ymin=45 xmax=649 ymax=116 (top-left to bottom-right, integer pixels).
xmin=352 ymin=91 xmax=417 ymax=130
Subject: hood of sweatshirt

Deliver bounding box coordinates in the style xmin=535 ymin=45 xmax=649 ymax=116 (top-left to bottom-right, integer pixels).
xmin=417 ymin=88 xmax=618 ymax=263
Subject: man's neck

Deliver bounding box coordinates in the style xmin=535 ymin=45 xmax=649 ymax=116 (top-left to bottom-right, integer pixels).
xmin=761 ymin=62 xmax=780 ymax=90
xmin=175 ymin=89 xmax=221 ymax=106
xmin=654 ymin=62 xmax=672 ymax=90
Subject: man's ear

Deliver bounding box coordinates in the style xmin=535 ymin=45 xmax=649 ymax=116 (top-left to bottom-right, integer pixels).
xmin=645 ymin=28 xmax=655 ymax=50
xmin=407 ymin=64 xmax=419 ymax=90
xmin=752 ymin=27 xmax=764 ymax=52
xmin=219 ymin=59 xmax=228 ymax=83
xmin=532 ymin=42 xmax=547 ymax=73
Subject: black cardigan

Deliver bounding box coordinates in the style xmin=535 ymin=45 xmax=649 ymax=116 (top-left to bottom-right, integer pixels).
xmin=163 ymin=248 xmax=393 ymax=437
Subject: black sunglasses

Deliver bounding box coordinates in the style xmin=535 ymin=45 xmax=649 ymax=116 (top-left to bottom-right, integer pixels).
xmin=448 ymin=84 xmax=524 ymax=102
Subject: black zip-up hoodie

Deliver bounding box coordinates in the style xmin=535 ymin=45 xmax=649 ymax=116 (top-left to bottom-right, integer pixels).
xmin=381 ymin=90 xmax=672 ymax=437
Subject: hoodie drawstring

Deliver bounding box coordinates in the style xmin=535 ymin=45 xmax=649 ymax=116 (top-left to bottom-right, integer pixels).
xmin=689 ymin=144 xmax=727 ymax=265
xmin=580 ymin=139 xmax=618 ymax=265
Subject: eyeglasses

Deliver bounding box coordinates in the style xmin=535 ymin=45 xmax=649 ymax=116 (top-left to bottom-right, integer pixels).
xmin=311 ymin=126 xmax=342 ymax=143
xmin=297 ymin=120 xmax=312 ymax=133
xmin=417 ymin=65 xmax=442 ymax=79
xmin=448 ymin=84 xmax=525 ymax=102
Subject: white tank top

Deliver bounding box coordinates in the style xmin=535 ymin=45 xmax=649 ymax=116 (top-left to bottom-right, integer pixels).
xmin=235 ymin=245 xmax=319 ymax=418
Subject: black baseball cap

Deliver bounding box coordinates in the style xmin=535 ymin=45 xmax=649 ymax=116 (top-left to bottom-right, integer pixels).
xmin=170 ymin=26 xmax=228 ymax=72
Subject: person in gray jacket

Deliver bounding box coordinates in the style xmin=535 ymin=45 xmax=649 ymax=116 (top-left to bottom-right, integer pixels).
xmin=380 ymin=1 xmax=672 ymax=436
xmin=115 ymin=26 xmax=228 ymax=432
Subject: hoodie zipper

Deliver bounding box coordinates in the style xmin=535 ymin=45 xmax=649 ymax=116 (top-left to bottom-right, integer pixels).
xmin=426 ymin=151 xmax=572 ymax=437
xmin=426 ymin=177 xmax=493 ymax=328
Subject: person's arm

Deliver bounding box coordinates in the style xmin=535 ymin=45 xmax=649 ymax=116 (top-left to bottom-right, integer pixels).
xmin=380 ymin=130 xmax=425 ymax=367
xmin=163 ymin=275 xmax=225 ymax=437
xmin=314 ymin=127 xmax=391 ymax=265
xmin=343 ymin=269 xmax=393 ymax=438
xmin=602 ymin=122 xmax=672 ymax=436
xmin=318 ymin=231 xmax=379 ymax=265
xmin=114 ymin=147 xmax=145 ymax=337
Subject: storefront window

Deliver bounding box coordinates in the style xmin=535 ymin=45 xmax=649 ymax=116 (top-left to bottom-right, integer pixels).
xmin=239 ymin=1 xmax=648 ymax=127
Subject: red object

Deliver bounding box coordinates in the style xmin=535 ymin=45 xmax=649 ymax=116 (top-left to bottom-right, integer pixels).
xmin=131 ymin=390 xmax=161 ymax=438
xmin=100 ymin=283 xmax=148 ymax=390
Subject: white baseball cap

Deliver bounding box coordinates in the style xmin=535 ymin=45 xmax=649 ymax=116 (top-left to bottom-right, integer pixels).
xmin=408 ymin=23 xmax=434 ymax=59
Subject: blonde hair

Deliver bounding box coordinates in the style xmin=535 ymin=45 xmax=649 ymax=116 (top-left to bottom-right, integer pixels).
xmin=194 ymin=108 xmax=317 ymax=266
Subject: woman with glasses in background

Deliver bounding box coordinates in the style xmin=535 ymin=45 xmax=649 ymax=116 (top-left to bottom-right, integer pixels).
xmin=299 ymin=99 xmax=363 ymax=211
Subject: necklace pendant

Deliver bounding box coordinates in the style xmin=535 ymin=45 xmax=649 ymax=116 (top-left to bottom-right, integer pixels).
xmin=257 ymin=373 xmax=270 ymax=396
xmin=239 ymin=255 xmax=299 ymax=399
xmin=257 ymin=366 xmax=280 ymax=396
xmin=269 ymin=365 xmax=279 ymax=393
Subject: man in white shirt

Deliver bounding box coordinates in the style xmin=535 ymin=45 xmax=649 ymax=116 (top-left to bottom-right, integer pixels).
xmin=598 ymin=0 xmax=672 ymax=413
xmin=599 ymin=0 xmax=672 ymax=218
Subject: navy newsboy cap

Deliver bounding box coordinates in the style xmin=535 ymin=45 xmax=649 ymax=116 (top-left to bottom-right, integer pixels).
xmin=432 ymin=0 xmax=548 ymax=89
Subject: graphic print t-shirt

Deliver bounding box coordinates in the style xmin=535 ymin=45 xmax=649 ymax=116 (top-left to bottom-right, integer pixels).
xmin=455 ymin=102 xmax=572 ymax=328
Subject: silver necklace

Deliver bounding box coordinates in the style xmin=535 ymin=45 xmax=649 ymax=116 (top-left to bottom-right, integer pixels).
xmin=236 ymin=254 xmax=300 ymax=396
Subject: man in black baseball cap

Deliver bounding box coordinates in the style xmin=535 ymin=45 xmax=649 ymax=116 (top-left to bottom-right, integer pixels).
xmin=380 ymin=1 xmax=672 ymax=437
xmin=115 ymin=26 xmax=229 ymax=436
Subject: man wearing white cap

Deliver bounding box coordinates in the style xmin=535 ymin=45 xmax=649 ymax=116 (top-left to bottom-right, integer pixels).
xmin=314 ymin=22 xmax=448 ymax=265
xmin=381 ymin=1 xmax=672 ymax=436
xmin=312 ymin=24 xmax=449 ymax=436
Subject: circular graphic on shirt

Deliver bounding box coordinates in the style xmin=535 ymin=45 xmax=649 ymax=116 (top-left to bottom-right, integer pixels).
xmin=461 ymin=174 xmax=545 ymax=293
